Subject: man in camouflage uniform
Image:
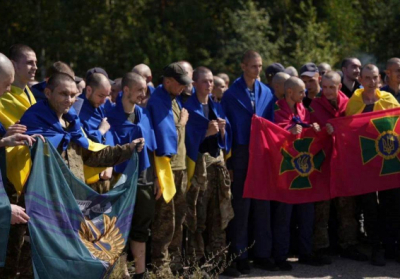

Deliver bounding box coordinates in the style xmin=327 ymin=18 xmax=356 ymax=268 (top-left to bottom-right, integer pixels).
xmin=184 ymin=67 xmax=234 ymax=270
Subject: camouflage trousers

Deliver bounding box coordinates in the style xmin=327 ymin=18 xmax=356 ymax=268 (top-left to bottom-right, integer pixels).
xmin=0 ymin=183 xmax=33 ymax=279
xmin=186 ymin=153 xmax=234 ymax=262
xmin=151 ymin=169 xmax=187 ymax=271
xmin=313 ymin=197 xmax=358 ymax=250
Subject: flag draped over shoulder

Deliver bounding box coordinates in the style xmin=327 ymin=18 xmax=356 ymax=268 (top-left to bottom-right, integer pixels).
xmin=274 ymin=99 xmax=310 ymax=129
xmin=183 ymin=94 xmax=232 ymax=187
xmin=345 ymin=89 xmax=399 ymax=116
xmin=0 ymin=171 xmax=10 ymax=267
xmin=107 ymin=93 xmax=157 ymax=173
xmin=147 ymin=85 xmax=177 ymax=202
xmin=13 ymin=101 xmax=108 ymax=191
xmin=243 ymin=116 xmax=331 ymax=204
xmin=329 ymin=108 xmax=400 ymax=197
xmin=309 ymin=90 xmax=348 ymax=126
xmin=79 ymin=95 xmax=115 ymax=146
xmin=25 ymin=140 xmax=138 ymax=279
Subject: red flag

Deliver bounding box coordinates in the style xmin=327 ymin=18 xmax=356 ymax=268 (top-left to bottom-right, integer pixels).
xmin=243 ymin=116 xmax=331 ymax=204
xmin=329 ymin=108 xmax=400 ymax=197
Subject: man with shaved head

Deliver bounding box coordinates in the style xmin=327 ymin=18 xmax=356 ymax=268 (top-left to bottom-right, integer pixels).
xmin=309 ymin=71 xmax=368 ymax=262
xmin=110 ymin=77 xmax=121 ymax=103
xmin=381 ymin=58 xmax=400 ymax=102
xmin=0 ymin=53 xmax=14 ymax=96
xmin=221 ymin=50 xmax=276 ymax=274
xmin=285 ymin=66 xmax=298 ymax=77
xmin=341 ymin=57 xmax=362 ymax=97
xmin=273 ymin=77 xmax=324 ymax=270
xmin=318 ymin=63 xmax=332 ymax=76
xmin=132 ymin=63 xmax=155 ymax=107
xmin=272 ymin=72 xmax=290 ymax=100
xmin=211 ymin=76 xmax=227 ymax=102
xmin=107 ymin=72 xmax=157 ymax=279
xmin=79 ymin=71 xmax=114 ymax=193
xmin=217 ymin=73 xmax=230 ymax=87
xmin=343 ymin=64 xmax=400 ymax=266
xmin=176 ymin=61 xmax=195 ymax=106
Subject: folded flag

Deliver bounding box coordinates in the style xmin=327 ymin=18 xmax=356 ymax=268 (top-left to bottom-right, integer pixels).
xmin=329 ymin=107 xmax=400 ymax=197
xmin=243 ymin=115 xmax=331 ymax=204
xmin=25 ymin=139 xmax=138 ymax=279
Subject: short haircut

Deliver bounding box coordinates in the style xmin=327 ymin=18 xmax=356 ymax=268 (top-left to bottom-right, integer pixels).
xmin=86 ymin=73 xmax=109 ymax=89
xmin=241 ymin=50 xmax=261 ymax=64
xmin=9 ymin=44 xmax=35 ymax=61
xmin=272 ymin=72 xmax=290 ymax=86
xmin=178 ymin=61 xmax=193 ymax=72
xmin=46 ymin=72 xmax=75 ymax=91
xmin=386 ymin=58 xmax=400 ymax=69
xmin=213 ymin=76 xmax=224 ymax=87
xmin=193 ymin=66 xmax=212 ymax=82
xmin=321 ymin=71 xmax=341 ymax=84
xmin=46 ymin=61 xmax=75 ymax=79
xmin=341 ymin=57 xmax=359 ymax=69
xmin=121 ymin=72 xmax=145 ymax=90
xmin=284 ymin=77 xmax=303 ymax=93
xmin=217 ymin=73 xmax=229 ymax=82
xmin=360 ymin=64 xmax=379 ymax=77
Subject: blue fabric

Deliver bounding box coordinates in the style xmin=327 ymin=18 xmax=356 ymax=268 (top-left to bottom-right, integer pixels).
xmin=30 ymin=81 xmax=47 ymax=102
xmin=107 ymin=93 xmax=157 ymax=173
xmin=20 ymin=100 xmax=91 ymax=151
xmin=25 ymin=139 xmax=138 ymax=278
xmin=146 ymin=85 xmax=177 ymax=157
xmin=148 ymin=85 xmax=155 ymax=95
xmin=176 ymin=87 xmax=196 ymax=108
xmin=221 ymin=76 xmax=275 ymax=147
xmin=0 ymin=122 xmax=6 ymax=137
xmin=78 ymin=95 xmax=114 ymax=146
xmin=0 ymin=171 xmax=10 ymax=267
xmin=183 ymin=93 xmax=231 ymax=162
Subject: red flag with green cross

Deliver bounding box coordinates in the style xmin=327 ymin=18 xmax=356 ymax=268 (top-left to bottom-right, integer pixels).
xmin=329 ymin=108 xmax=400 ymax=197
xmin=243 ymin=116 xmax=331 ymax=204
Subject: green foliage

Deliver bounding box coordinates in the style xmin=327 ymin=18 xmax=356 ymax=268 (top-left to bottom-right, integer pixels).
xmin=0 ymin=0 xmax=398 ymax=80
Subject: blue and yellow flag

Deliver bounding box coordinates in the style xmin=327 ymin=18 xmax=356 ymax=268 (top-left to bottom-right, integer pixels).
xmin=79 ymin=94 xmax=115 ymax=146
xmin=25 ymin=139 xmax=138 ymax=278
xmin=107 ymin=93 xmax=157 ymax=174
xmin=183 ymin=94 xmax=232 ymax=187
xmin=147 ymin=85 xmax=178 ymax=202
xmin=16 ymin=101 xmax=108 ymax=190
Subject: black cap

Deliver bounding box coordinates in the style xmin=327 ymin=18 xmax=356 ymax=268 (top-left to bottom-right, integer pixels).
xmin=265 ymin=63 xmax=285 ymax=77
xmin=163 ymin=63 xmax=192 ymax=85
xmin=299 ymin=63 xmax=319 ymax=77
xmin=86 ymin=67 xmax=115 ymax=85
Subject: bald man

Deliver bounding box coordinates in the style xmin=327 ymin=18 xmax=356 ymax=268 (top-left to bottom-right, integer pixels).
xmin=381 ymin=58 xmax=400 ymax=102
xmin=272 ymin=72 xmax=290 ymax=100
xmin=284 ymin=66 xmax=298 ymax=77
xmin=317 ymin=63 xmax=332 ymax=76
xmin=132 ymin=64 xmax=155 ymax=107
xmin=211 ymin=76 xmax=227 ymax=102
xmin=0 ymin=53 xmax=14 ymax=96
xmin=273 ymin=77 xmax=325 ymax=270
xmin=221 ymin=50 xmax=275 ymax=274
xmin=78 ymin=72 xmax=115 ymax=193
xmin=110 ymin=77 xmax=122 ymax=103
xmin=217 ymin=73 xmax=230 ymax=87
xmin=176 ymin=61 xmax=195 ymax=106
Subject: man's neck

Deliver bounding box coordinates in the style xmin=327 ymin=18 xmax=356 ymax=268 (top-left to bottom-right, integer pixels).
xmin=243 ymin=74 xmax=256 ymax=90
xmin=343 ymin=76 xmax=355 ymax=90
xmin=329 ymin=99 xmax=338 ymax=109
xmin=387 ymin=80 xmax=400 ymax=95
xmin=197 ymin=92 xmax=209 ymax=104
xmin=122 ymin=97 xmax=135 ymax=114
xmin=286 ymin=98 xmax=297 ymax=114
xmin=362 ymin=88 xmax=378 ymax=103
xmin=308 ymin=87 xmax=320 ymax=99
xmin=12 ymin=77 xmax=27 ymax=90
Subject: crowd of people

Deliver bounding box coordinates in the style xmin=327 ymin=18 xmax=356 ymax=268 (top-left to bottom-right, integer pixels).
xmin=0 ymin=44 xmax=400 ymax=279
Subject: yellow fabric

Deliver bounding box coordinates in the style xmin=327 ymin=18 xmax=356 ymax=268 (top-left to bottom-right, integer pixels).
xmin=186 ymin=156 xmax=196 ymax=189
xmin=345 ymin=89 xmax=400 ymax=116
xmin=0 ymin=86 xmax=36 ymax=193
xmin=0 ymin=85 xmax=36 ymax=129
xmin=224 ymin=149 xmax=232 ymax=161
xmin=154 ymin=155 xmax=176 ymax=203
xmin=83 ymin=130 xmax=108 ymax=184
